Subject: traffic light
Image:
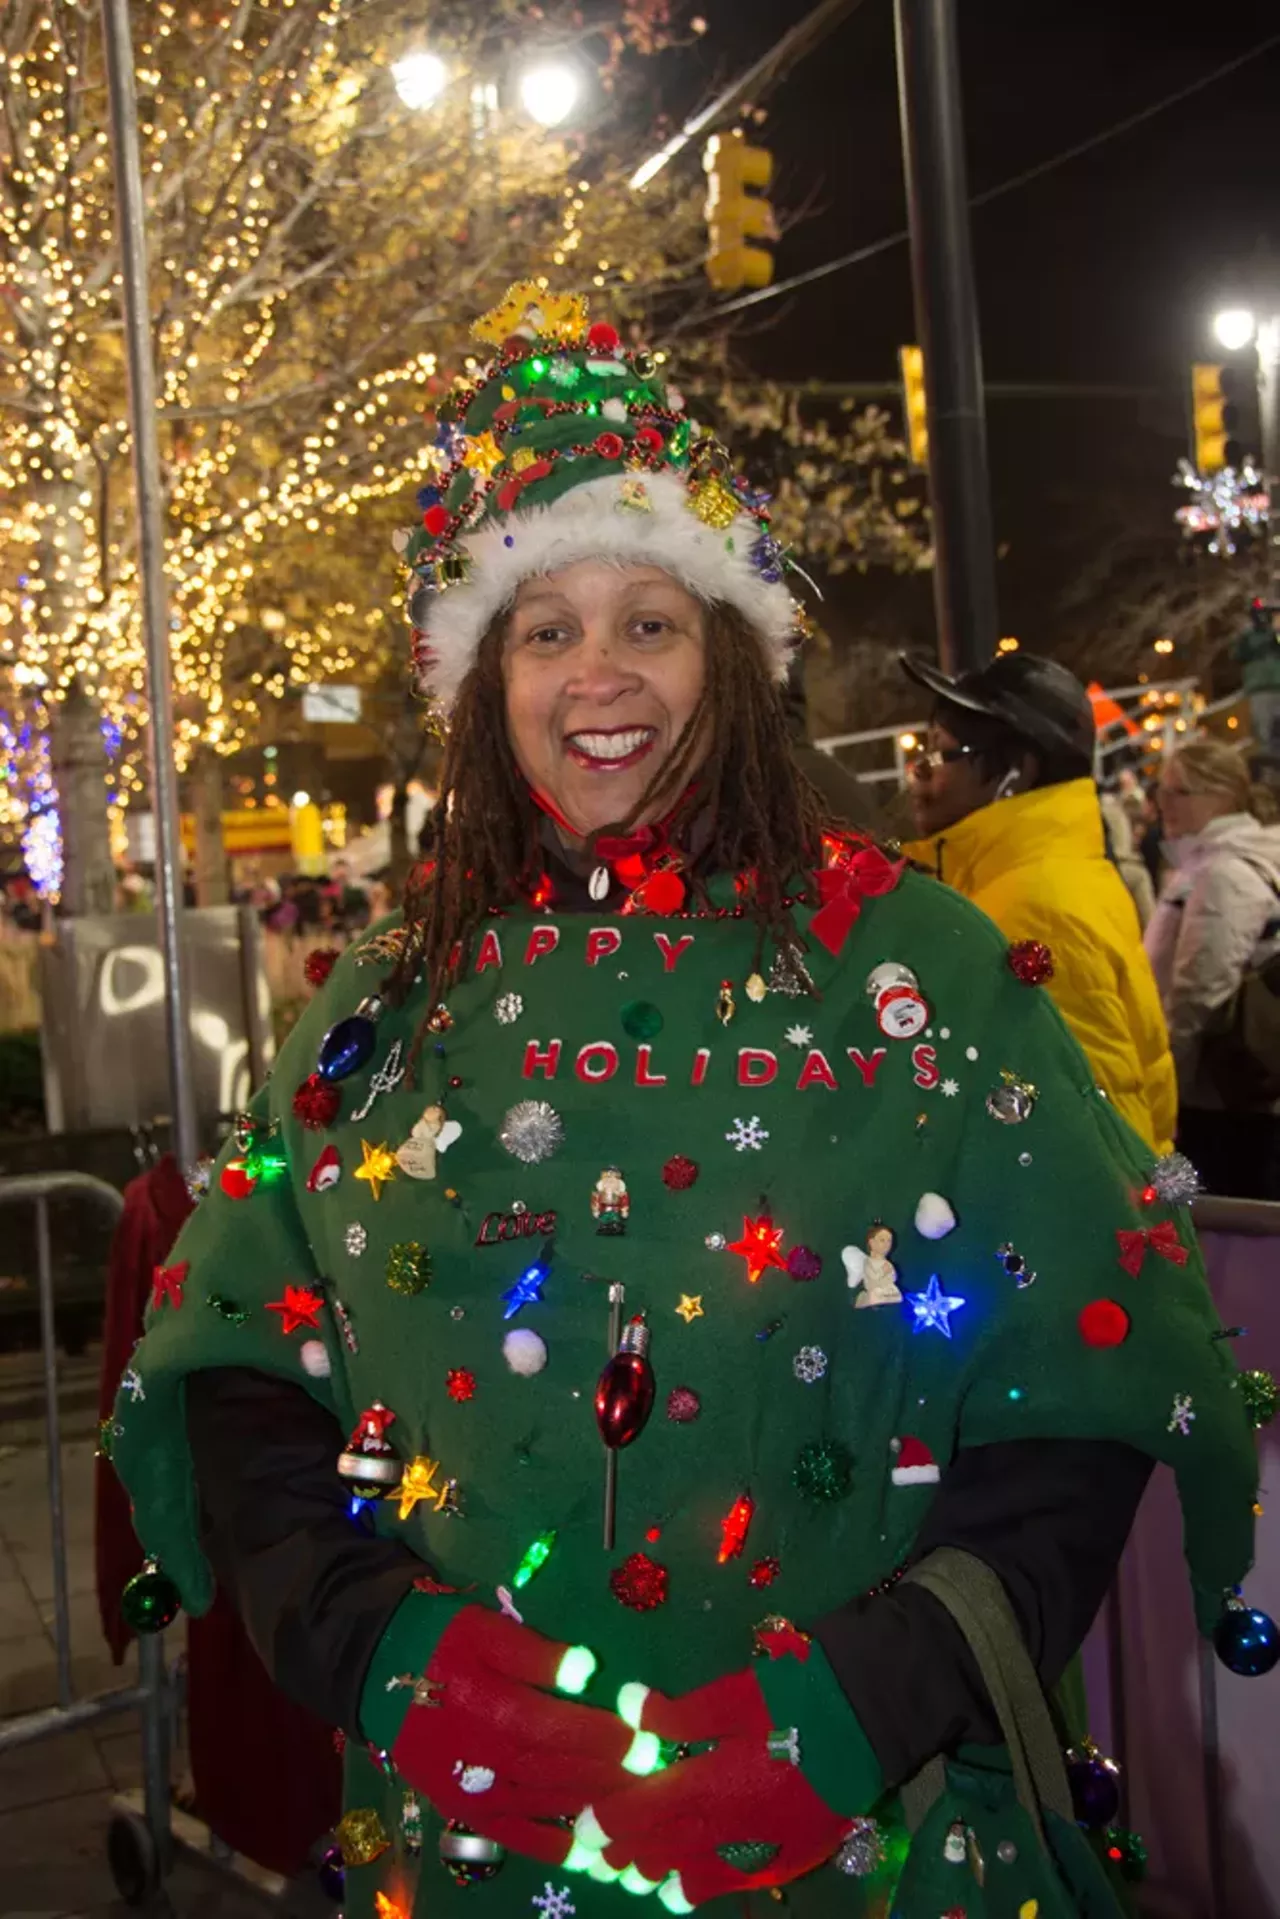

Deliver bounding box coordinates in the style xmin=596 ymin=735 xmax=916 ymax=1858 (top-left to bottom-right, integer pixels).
xmin=1189 ymin=362 xmax=1241 ymax=473
xmin=899 ymin=344 xmax=928 ymax=468
xmin=703 ymin=131 xmax=774 ymax=293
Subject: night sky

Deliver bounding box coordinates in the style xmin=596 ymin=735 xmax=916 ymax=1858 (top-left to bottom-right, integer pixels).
xmin=642 ymin=2 xmax=1280 ymax=714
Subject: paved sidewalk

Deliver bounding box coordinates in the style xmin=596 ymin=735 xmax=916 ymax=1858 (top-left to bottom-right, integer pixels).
xmin=0 ymin=1344 xmax=319 ymax=1919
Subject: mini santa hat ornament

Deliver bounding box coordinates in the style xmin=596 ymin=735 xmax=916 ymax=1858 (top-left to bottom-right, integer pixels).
xmin=891 ymin=1435 xmax=941 ymax=1486
xmin=306 ymin=1145 xmax=342 ymax=1194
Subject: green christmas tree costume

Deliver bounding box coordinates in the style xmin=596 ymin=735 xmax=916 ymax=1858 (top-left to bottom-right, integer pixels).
xmin=110 ymin=284 xmax=1261 ymax=1918
xmin=113 ymin=869 xmax=1258 ymax=1918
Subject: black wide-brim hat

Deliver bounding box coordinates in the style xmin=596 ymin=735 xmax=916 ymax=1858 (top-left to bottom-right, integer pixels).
xmin=899 ymin=649 xmax=1096 ymax=765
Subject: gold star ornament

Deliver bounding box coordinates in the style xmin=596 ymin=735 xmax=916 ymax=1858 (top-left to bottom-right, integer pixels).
xmin=354 ymin=1139 xmax=398 ymax=1201
xmin=390 ymin=1455 xmax=447 ymax=1519
xmin=461 ymin=430 xmax=505 ymax=479
xmin=676 ymin=1293 xmax=704 ymax=1324
xmin=471 ymin=281 xmax=588 ymax=347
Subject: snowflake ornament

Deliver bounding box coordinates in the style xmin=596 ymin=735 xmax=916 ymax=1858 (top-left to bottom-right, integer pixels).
xmin=726 ymin=1114 xmax=769 ymax=1152
xmin=785 ymin=1024 xmax=814 ymax=1048
xmin=495 ymin=992 xmax=524 ymax=1025
xmin=1168 ymin=1393 xmax=1196 ymax=1436
xmin=940 ymin=1079 xmax=959 ymax=1098
xmin=793 ymin=1345 xmax=828 ymax=1384
xmin=531 ymin=1885 xmax=576 ymax=1919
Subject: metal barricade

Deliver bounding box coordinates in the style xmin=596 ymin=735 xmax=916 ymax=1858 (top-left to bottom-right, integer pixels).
xmin=0 ymin=1172 xmax=176 ymax=1900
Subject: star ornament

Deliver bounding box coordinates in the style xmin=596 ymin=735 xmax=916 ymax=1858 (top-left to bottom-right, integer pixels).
xmin=675 ymin=1293 xmax=704 ymax=1324
xmin=392 ymin=1454 xmax=448 ymax=1519
xmin=908 ymin=1273 xmax=966 ymax=1339
xmin=354 ymin=1139 xmax=398 ymax=1200
xmin=151 ymin=1260 xmax=188 ymax=1310
xmin=266 ymin=1284 xmax=325 ymax=1335
xmin=727 ymin=1214 xmax=787 ymax=1285
xmin=460 ymin=429 xmax=505 ymax=478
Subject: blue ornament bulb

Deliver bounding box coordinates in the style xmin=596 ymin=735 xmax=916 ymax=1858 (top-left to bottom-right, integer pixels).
xmin=1213 ymin=1602 xmax=1280 ymax=1676
xmin=317 ymin=1000 xmax=381 ymax=1082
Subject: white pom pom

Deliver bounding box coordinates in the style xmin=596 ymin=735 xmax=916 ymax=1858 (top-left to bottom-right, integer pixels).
xmin=914 ymin=1191 xmax=957 ymax=1240
xmin=299 ymin=1340 xmax=331 ymax=1378
xmin=602 ymin=396 xmax=628 ymax=422
xmin=504 ymin=1328 xmax=548 ymax=1376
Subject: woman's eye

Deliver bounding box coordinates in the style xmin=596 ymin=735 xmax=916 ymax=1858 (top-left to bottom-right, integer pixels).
xmin=526 ymin=625 xmax=569 ymax=648
xmin=631 ymin=617 xmax=672 ymax=639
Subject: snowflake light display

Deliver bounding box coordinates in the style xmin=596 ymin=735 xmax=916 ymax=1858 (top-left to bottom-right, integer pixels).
xmin=1174 ymin=457 xmax=1270 ymax=557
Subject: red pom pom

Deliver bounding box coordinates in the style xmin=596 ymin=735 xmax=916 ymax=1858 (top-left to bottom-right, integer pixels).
xmin=665 ymin=1386 xmax=701 ymax=1423
xmin=1007 ymin=939 xmax=1055 ymax=986
xmin=219 ymin=1158 xmax=258 ymax=1201
xmin=446 ymin=1368 xmax=476 ymax=1403
xmin=292 ymin=1073 xmax=341 ymax=1131
xmin=303 ymin=946 xmax=340 ymax=990
xmin=633 ymin=424 xmax=664 ymax=454
xmin=587 ymin=321 xmax=621 ymax=351
xmin=610 ymin=1551 xmax=668 ymax=1611
xmin=1079 ymin=1299 xmax=1131 ymax=1348
xmin=662 ymin=1154 xmax=698 ymax=1191
xmin=748 ymin=1555 xmax=781 ymax=1589
xmin=632 ymin=869 xmax=686 ymax=914
xmin=594 ymin=431 xmax=625 ymax=461
xmin=422 ymin=503 xmax=450 ymax=536
xmin=787 ymin=1245 xmax=823 ymax=1281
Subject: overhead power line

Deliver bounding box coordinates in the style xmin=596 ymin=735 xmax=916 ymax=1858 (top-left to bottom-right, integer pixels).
xmin=699 ymin=25 xmax=1280 ymax=322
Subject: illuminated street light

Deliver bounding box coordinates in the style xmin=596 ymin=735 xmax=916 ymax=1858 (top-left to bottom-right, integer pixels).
xmin=393 ymin=51 xmax=449 ymax=110
xmin=291 ymin=790 xmax=312 ymax=809
xmin=1214 ymin=307 xmax=1256 ymax=352
xmin=519 ymin=60 xmax=581 ymax=127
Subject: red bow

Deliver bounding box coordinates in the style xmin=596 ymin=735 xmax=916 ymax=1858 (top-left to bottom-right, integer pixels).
xmin=809 ymin=844 xmax=904 ymax=956
xmin=1116 ymin=1220 xmax=1189 ymax=1276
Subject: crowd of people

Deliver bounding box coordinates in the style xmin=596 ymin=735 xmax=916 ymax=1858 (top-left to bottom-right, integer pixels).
xmin=897 ymin=648 xmax=1280 ymax=1199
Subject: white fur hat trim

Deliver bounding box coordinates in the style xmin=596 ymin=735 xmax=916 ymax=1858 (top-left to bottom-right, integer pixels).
xmin=419 ymin=468 xmax=798 ymax=710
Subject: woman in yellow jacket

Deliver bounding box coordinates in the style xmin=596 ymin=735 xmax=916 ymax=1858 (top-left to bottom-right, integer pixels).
xmin=899 ymin=649 xmax=1177 ymax=1154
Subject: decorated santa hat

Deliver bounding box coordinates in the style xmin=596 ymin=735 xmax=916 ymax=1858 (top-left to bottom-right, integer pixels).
xmin=398 ymin=282 xmax=804 ymax=712
xmin=891 ymin=1435 xmax=941 ymax=1487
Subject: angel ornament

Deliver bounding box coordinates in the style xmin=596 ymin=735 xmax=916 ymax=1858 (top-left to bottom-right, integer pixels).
xmin=395 ymin=1104 xmax=462 ymax=1182
xmin=842 ymin=1222 xmax=903 ymax=1309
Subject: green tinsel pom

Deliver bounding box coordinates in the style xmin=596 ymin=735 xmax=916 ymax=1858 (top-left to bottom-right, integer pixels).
xmin=792 ymin=1438 xmax=853 ymax=1503
xmin=386 ymin=1241 xmax=431 ymax=1296
xmin=1238 ymin=1368 xmax=1278 ymax=1429
xmin=1103 ymin=1826 xmax=1147 ymax=1882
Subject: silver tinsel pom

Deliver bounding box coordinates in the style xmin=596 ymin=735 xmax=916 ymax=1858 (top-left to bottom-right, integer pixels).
xmin=793 ymin=1344 xmax=829 ymax=1384
xmin=833 ymin=1818 xmax=886 ymax=1877
xmin=1149 ymin=1151 xmax=1202 ymax=1206
xmin=499 ymin=1099 xmax=564 ymax=1164
xmin=185 ymin=1156 xmax=213 ymax=1201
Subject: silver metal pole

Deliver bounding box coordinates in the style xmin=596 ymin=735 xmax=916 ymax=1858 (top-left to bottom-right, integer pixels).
xmin=137 ymin=1630 xmax=174 ymax=1874
xmin=1256 ymin=317 xmax=1280 ymax=601
xmin=100 ymin=0 xmax=200 ymax=1170
xmin=35 ymin=1195 xmax=73 ymax=1710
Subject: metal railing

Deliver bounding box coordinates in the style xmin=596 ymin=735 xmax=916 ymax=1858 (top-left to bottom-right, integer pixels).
xmin=0 ymin=1172 xmax=175 ymax=1891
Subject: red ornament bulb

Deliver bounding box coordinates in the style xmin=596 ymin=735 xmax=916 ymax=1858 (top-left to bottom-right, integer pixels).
xmin=595 ymin=1316 xmax=655 ymax=1449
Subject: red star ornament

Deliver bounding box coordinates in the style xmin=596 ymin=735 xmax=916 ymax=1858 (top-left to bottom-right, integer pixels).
xmin=752 ymin=1616 xmax=812 ymax=1662
xmin=151 ymin=1260 xmax=188 ymax=1310
xmin=266 ymin=1284 xmax=325 ymax=1335
xmin=727 ymin=1214 xmax=787 ymax=1285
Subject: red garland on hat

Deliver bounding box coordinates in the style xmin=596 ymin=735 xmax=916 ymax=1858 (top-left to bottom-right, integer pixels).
xmin=891 ymin=1436 xmax=941 ymax=1486
xmin=1007 ymin=939 xmax=1055 ymax=986
xmin=610 ymin=1551 xmax=668 ymax=1611
xmin=293 ymin=1073 xmax=341 ymax=1130
xmin=304 ymin=947 xmax=341 ymax=990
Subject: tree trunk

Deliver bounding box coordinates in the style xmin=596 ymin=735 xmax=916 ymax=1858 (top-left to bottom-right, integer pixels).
xmin=190 ymin=746 xmax=229 ymax=905
xmin=49 ymin=682 xmax=117 ymax=916
xmin=388 ymin=781 xmax=412 ymax=895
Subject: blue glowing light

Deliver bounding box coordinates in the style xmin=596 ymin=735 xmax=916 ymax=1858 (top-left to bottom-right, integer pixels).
xmin=908 ymin=1273 xmax=966 ymax=1340
xmin=502 ymin=1261 xmax=549 ymax=1320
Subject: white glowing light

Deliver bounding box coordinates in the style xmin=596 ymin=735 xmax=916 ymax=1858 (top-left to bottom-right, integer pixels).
xmin=1213 ymin=308 xmax=1256 ymax=352
xmin=519 ymin=61 xmax=581 ymax=128
xmin=291 ymin=789 xmax=311 ymax=809
xmin=392 ymin=52 xmax=449 ymax=111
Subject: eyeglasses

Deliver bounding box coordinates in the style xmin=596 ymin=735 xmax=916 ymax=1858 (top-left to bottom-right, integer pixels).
xmin=905 ymin=743 xmax=976 ymax=775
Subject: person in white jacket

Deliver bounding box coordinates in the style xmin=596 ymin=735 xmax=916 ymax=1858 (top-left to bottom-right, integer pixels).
xmin=1145 ymin=739 xmax=1280 ymax=1197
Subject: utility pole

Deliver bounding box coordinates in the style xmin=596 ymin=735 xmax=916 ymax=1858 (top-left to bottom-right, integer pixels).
xmin=894 ymin=0 xmax=998 ymax=674
xmin=1256 ymin=316 xmax=1280 ymax=600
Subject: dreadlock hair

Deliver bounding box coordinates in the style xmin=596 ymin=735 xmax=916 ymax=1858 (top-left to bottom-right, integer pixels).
xmin=390 ymin=598 xmax=830 ymax=1021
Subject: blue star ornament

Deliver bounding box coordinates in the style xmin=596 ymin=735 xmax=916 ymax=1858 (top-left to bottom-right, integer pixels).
xmin=909 ymin=1273 xmax=966 ymax=1339
xmin=501 ymin=1260 xmax=548 ymax=1320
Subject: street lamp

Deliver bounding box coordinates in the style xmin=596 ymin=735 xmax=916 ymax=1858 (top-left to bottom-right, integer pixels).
xmin=1214 ymin=307 xmax=1257 ymax=353
xmin=392 ymin=51 xmax=449 ymax=110
xmin=518 ymin=59 xmax=582 ymax=128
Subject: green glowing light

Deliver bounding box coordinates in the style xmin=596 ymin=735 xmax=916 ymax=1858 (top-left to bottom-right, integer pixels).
xmin=555 ymin=1643 xmax=597 ymax=1696
xmin=512 ymin=1528 xmax=557 ymax=1590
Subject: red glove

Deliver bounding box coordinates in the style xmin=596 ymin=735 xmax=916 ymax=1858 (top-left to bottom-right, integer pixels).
xmin=578 ymin=1667 xmax=851 ymax=1907
xmin=389 ymin=1607 xmax=635 ymax=1866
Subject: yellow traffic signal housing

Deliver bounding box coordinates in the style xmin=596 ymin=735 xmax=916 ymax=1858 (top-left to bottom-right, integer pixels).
xmin=900 ymin=344 xmax=928 ymax=468
xmin=703 ymin=131 xmax=775 ymax=293
xmin=1190 ymin=363 xmax=1236 ymax=473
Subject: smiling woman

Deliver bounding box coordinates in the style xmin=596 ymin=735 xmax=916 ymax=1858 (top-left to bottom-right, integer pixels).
xmin=110 ymin=284 xmax=1267 ymax=1919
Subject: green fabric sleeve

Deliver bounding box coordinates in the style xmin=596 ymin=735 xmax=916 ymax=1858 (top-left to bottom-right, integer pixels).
xmin=360 ymin=1590 xmax=470 ymax=1750
xmin=754 ymin=1639 xmax=883 ymax=1820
